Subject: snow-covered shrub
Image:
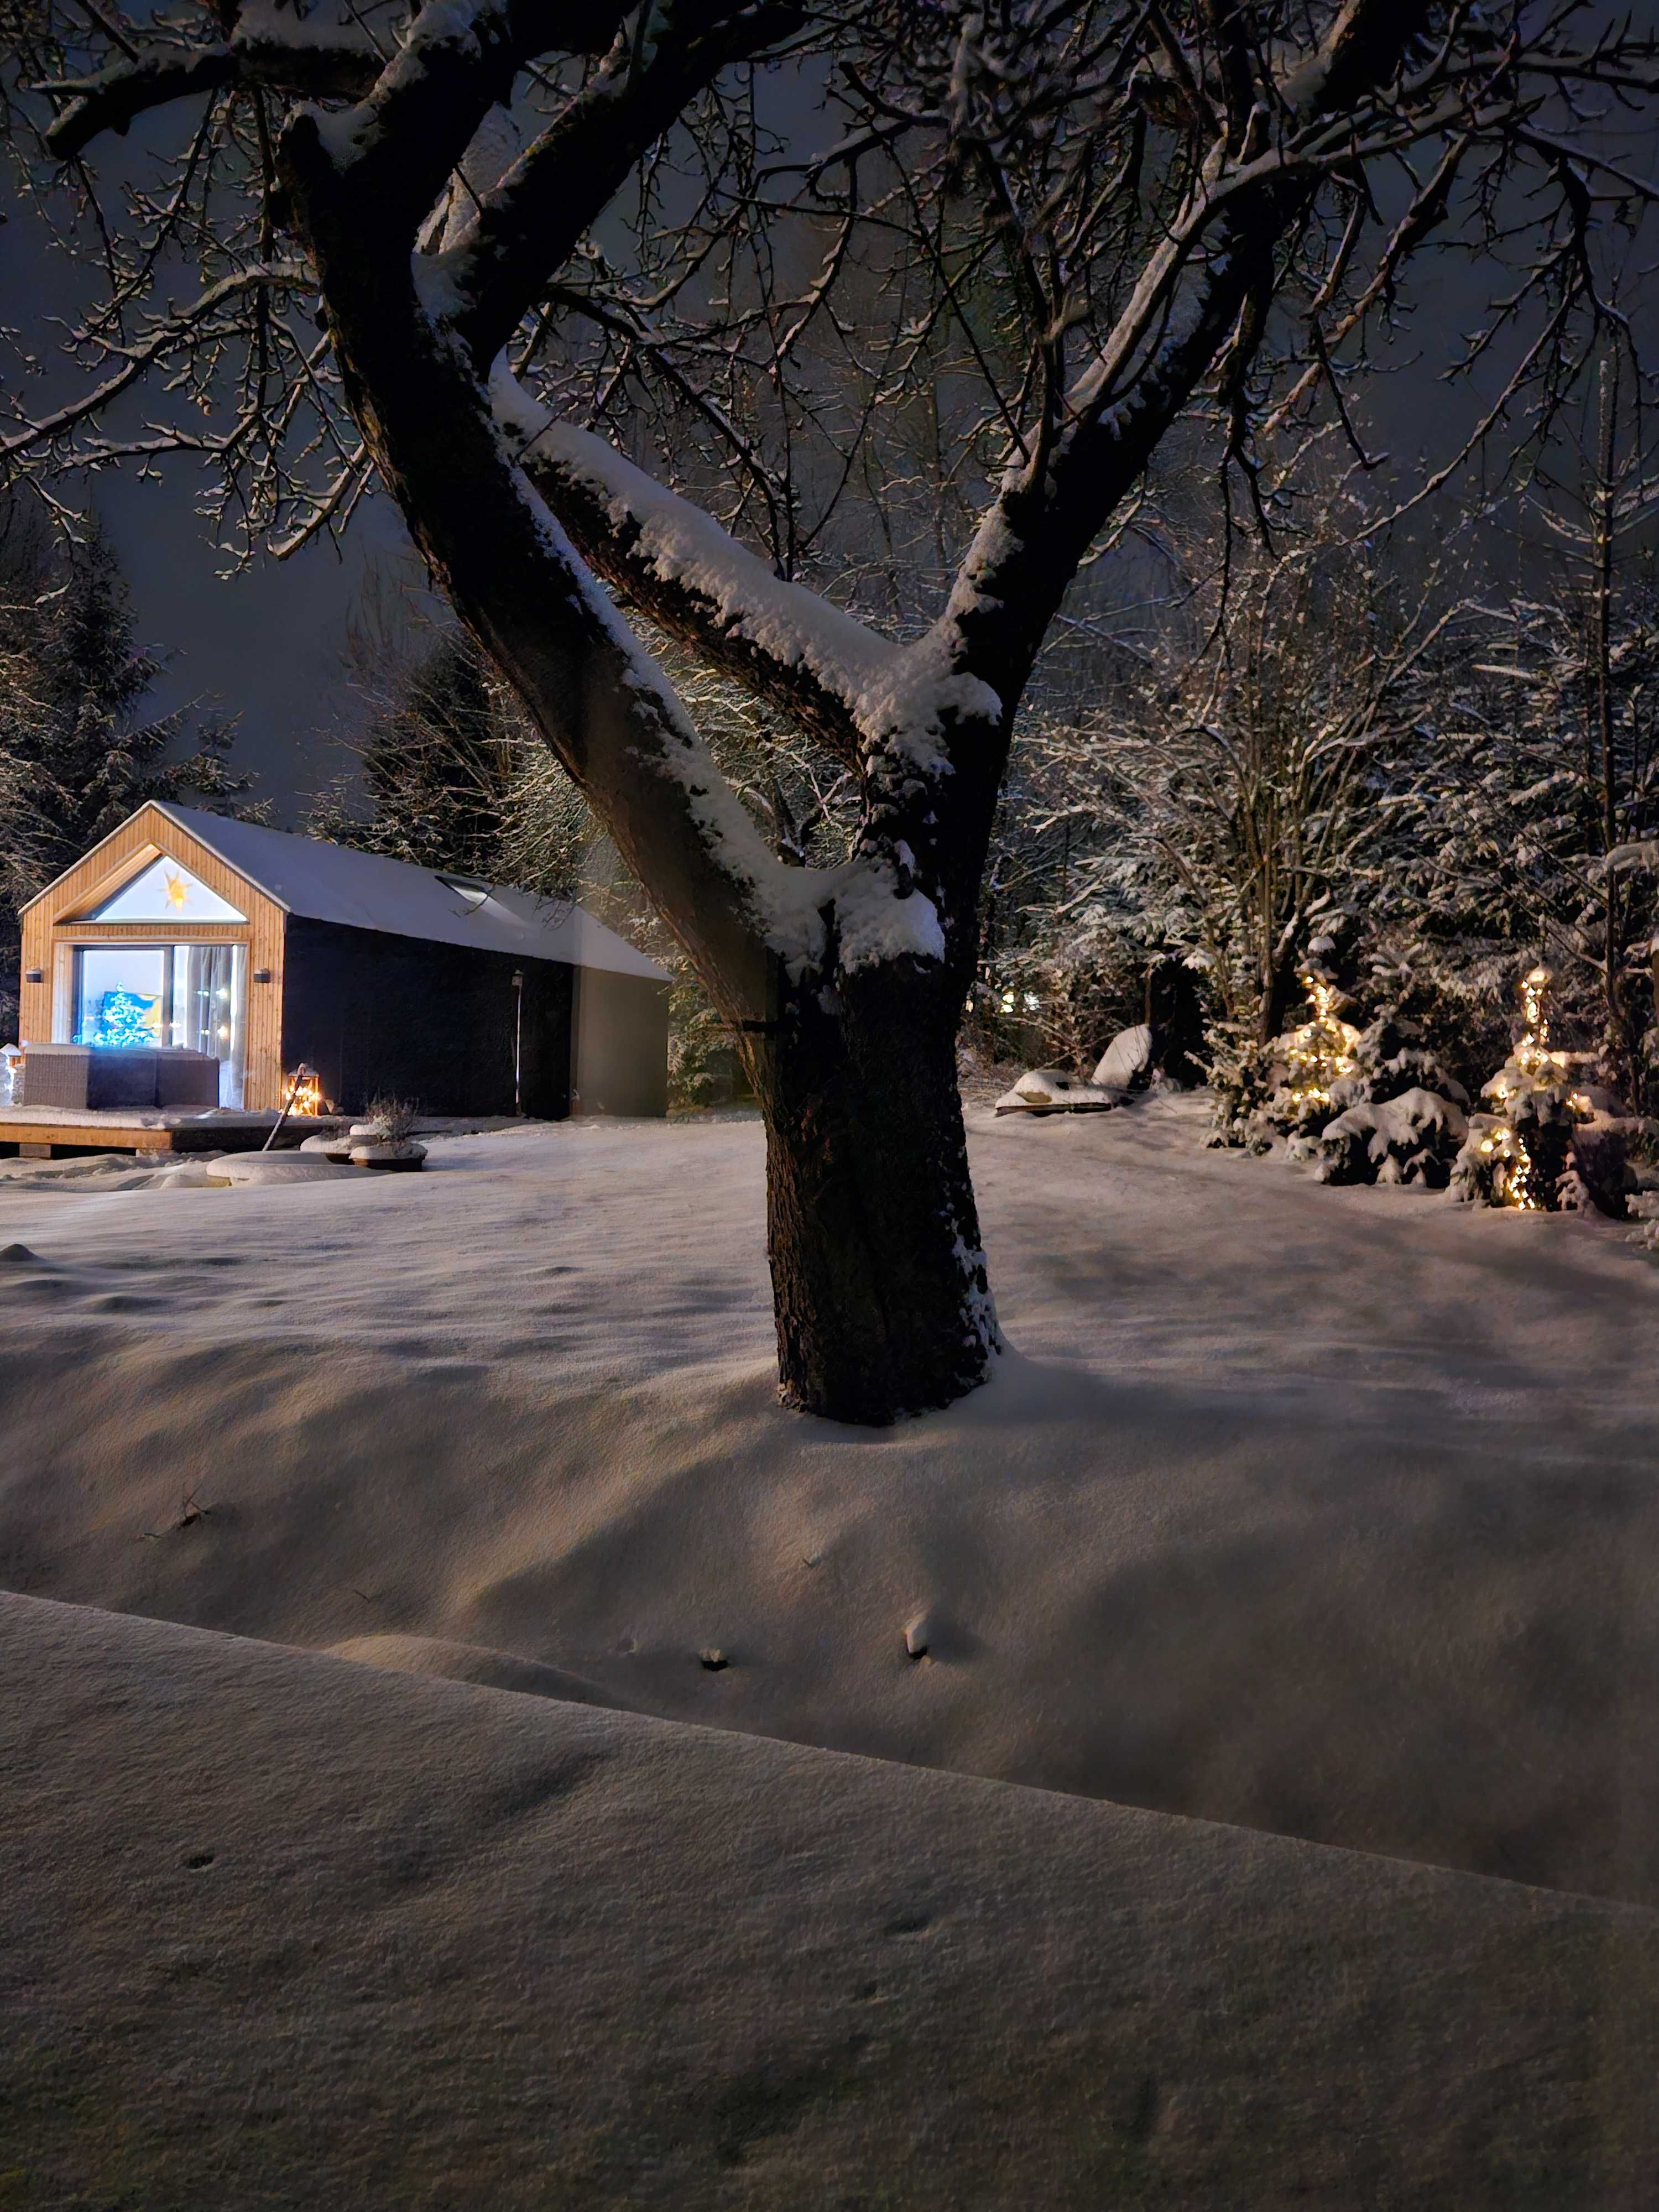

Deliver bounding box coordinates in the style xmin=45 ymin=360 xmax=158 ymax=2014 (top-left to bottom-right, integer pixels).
xmin=1557 ymin=1119 xmax=1636 ymax=1217
xmin=1317 ymin=1088 xmax=1468 ymax=1188
xmin=361 ymin=1095 xmax=419 ymax=1142
xmin=1449 ymin=972 xmax=1634 ymax=1217
xmin=1204 ymin=1035 xmax=1280 ymax=1151
xmin=1327 ymin=1017 xmax=1469 ymax=1116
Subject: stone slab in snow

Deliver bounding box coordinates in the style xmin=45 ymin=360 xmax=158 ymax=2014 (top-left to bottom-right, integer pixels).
xmin=994 ymin=1065 xmax=1126 ymax=1114
xmin=4 ymin=1589 xmax=1658 ymax=2209
xmin=205 ymin=1154 xmax=355 ymax=1187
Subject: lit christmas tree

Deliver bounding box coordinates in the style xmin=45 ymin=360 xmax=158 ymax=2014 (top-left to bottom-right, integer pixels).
xmin=95 ymin=989 xmax=158 ymax=1048
xmin=1452 ymin=966 xmax=1620 ymax=1211
xmin=1280 ymin=969 xmax=1361 ymax=1122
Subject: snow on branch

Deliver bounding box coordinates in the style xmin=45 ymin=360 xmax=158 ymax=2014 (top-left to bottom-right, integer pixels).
xmin=498 ymin=365 xmax=1004 ymax=815
xmin=441 ymin=7 xmax=803 ymax=366
xmin=493 ymin=364 xmax=961 ymax=980
xmin=492 ymin=362 xmax=896 ymax=750
xmin=43 ymin=12 xmax=382 ymax=159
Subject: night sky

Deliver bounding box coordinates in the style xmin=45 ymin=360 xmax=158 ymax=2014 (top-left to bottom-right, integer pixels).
xmin=3 ymin=20 xmax=1655 ymax=825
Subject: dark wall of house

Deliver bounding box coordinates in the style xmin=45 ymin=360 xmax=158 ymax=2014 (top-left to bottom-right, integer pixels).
xmin=279 ymin=919 xmax=575 ymax=1119
xmin=572 ymin=968 xmax=671 ymax=1118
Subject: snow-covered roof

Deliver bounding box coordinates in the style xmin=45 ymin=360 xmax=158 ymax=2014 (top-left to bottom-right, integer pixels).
xmin=123 ymin=805 xmax=669 ymax=981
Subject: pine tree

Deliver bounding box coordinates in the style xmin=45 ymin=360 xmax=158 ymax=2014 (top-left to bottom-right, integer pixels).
xmin=0 ymin=509 xmax=257 ymax=1035
xmin=306 ymin=627 xmax=519 ymax=879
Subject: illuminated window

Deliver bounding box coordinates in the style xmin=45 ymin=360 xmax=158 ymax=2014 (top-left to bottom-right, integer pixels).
xmin=71 ymin=942 xmax=246 ymax=1105
xmin=89 ymin=855 xmax=246 ymax=924
xmin=75 ymin=946 xmax=166 ymax=1046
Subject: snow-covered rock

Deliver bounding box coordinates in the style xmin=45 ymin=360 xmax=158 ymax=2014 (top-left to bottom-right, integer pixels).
xmin=348 ymin=1139 xmax=428 ymax=1172
xmin=1091 ymin=1024 xmax=1155 ymax=1092
xmin=994 ymin=1067 xmax=1125 ymax=1117
xmin=299 ymin=1132 xmax=357 ymax=1162
xmin=206 ymin=1155 xmax=356 ymax=1188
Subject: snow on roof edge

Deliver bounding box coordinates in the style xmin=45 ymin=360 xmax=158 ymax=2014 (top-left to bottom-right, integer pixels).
xmin=117 ymin=804 xmax=672 ymax=982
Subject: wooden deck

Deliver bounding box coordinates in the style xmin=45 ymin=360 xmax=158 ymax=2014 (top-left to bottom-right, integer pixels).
xmin=0 ymin=1111 xmax=344 ymax=1158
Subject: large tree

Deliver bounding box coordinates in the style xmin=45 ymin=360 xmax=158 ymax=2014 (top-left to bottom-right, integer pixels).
xmin=3 ymin=2 xmax=1655 ymax=1418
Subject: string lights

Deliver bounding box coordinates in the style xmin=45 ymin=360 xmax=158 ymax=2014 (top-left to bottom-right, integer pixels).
xmin=1282 ymin=970 xmax=1361 ymax=1115
xmin=1469 ymin=966 xmax=1580 ymax=1211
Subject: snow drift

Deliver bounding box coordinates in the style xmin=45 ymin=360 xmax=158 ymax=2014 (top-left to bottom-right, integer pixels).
xmin=3 ymin=1099 xmax=1658 ymax=1908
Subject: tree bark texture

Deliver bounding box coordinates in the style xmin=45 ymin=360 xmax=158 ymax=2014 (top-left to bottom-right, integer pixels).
xmin=752 ymin=964 xmax=997 ymax=1424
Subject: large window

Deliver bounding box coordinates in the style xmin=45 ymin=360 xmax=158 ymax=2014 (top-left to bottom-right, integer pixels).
xmin=73 ymin=943 xmax=246 ymax=1105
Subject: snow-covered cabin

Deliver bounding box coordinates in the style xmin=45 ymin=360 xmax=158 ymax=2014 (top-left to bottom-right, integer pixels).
xmin=17 ymin=802 xmax=670 ymax=1119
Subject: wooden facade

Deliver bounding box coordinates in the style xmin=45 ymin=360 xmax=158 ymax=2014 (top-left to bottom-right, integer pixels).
xmin=18 ymin=804 xmax=289 ymax=1109
xmin=17 ymin=801 xmax=670 ymax=1121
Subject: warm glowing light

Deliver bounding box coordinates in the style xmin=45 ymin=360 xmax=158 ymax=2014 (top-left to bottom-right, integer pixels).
xmin=286 ymin=1068 xmax=326 ymax=1117
xmin=1481 ymin=966 xmax=1577 ymax=1211
xmin=1512 ymin=963 xmax=1569 ymax=1086
xmin=1282 ymin=971 xmax=1360 ymax=1115
xmin=162 ymin=868 xmax=190 ymax=911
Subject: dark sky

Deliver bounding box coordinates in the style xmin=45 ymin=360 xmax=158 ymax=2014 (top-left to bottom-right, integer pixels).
xmin=96 ymin=465 xmax=414 ymax=820
xmin=1 ymin=142 xmax=421 ymax=823
xmin=3 ymin=19 xmax=1655 ymax=822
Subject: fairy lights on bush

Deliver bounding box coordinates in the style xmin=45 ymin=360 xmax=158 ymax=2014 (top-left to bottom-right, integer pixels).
xmin=1282 ymin=970 xmax=1361 ymax=1113
xmin=1454 ymin=965 xmax=1605 ymax=1212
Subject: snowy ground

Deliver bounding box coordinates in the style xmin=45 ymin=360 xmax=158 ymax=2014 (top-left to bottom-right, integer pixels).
xmin=8 ymin=1588 xmax=1658 ymax=2210
xmin=5 ymin=1093 xmax=1659 ymax=1910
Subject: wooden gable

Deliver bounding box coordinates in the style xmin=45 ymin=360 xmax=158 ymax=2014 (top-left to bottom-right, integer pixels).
xmin=18 ymin=804 xmax=289 ymax=1109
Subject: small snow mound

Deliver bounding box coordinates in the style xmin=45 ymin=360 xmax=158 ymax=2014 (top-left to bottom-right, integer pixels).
xmin=299 ymin=1133 xmax=356 ymax=1161
xmin=324 ymin=1634 xmax=629 ymax=1712
xmin=1091 ymin=1024 xmax=1155 ymax=1092
xmin=207 ymin=1155 xmax=356 ymax=1188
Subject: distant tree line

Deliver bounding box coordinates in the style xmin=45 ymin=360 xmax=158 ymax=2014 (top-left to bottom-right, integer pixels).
xmin=0 ymin=507 xmax=256 ymax=1037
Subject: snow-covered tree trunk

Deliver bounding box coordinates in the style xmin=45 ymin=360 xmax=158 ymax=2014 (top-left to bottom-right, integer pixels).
xmin=755 ymin=963 xmax=995 ymax=1421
